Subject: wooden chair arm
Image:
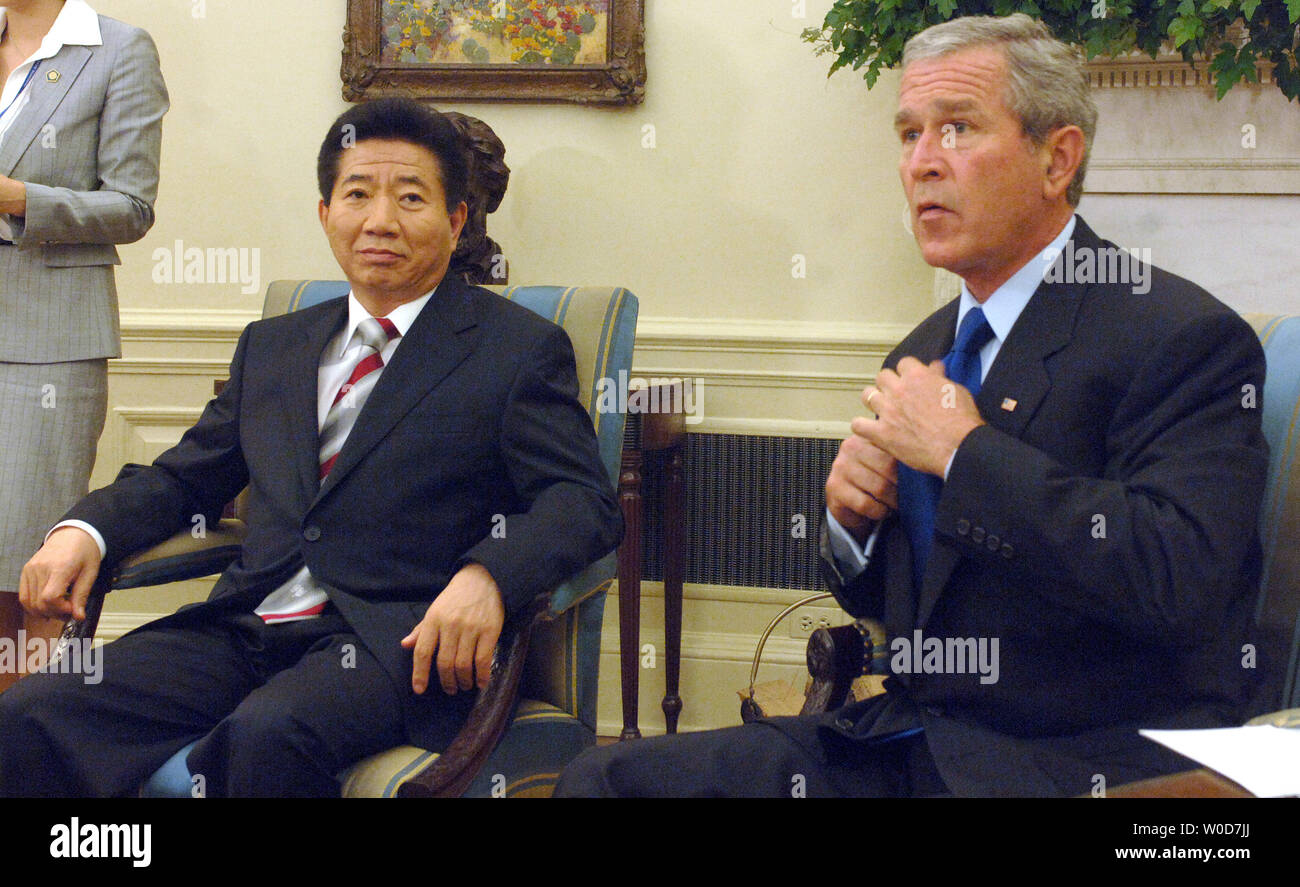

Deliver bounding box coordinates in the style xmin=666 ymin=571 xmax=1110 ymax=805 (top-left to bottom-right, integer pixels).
xmin=59 ymin=519 xmax=248 ymax=644
xmin=397 ymin=592 xmax=551 ymax=798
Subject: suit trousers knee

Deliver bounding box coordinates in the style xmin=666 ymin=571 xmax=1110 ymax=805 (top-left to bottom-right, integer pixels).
xmin=0 ymin=609 xmax=407 ymax=797
xmin=555 ymin=715 xmax=949 ymax=798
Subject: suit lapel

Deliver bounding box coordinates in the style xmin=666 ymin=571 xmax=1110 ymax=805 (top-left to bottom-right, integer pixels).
xmin=312 ymin=279 xmax=481 ymax=505
xmin=915 ymin=220 xmax=1093 ymax=627
xmin=0 ymin=44 xmax=92 ymax=177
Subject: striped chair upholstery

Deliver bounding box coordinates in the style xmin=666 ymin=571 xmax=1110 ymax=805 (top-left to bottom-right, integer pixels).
xmin=142 ymin=282 xmax=638 ymax=797
xmin=1242 ymin=314 xmax=1300 ymax=717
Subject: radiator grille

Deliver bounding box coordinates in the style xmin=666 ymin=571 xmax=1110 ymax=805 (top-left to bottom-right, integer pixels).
xmin=629 ymin=432 xmax=839 ymax=590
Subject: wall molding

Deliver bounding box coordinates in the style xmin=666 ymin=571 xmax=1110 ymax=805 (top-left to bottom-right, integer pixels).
xmin=687 ymin=417 xmax=851 ymax=438
xmin=120 ymin=309 xmax=911 ymax=359
xmin=109 ymin=358 xmax=235 ymax=376
xmin=633 ymin=364 xmax=871 ymax=391
xmin=119 ymin=308 xmax=261 ymax=342
xmin=634 ymin=316 xmax=913 ymax=359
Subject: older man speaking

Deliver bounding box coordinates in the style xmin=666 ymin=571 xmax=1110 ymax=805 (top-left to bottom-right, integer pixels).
xmin=557 ymin=14 xmax=1267 ymax=798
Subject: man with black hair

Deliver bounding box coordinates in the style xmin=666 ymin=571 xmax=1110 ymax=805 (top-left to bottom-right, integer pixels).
xmin=0 ymin=98 xmax=621 ymax=797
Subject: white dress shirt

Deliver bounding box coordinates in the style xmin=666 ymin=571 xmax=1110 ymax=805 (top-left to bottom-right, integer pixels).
xmin=825 ymin=215 xmax=1077 ymax=580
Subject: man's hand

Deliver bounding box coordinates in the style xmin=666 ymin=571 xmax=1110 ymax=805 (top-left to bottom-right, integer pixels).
xmin=401 ymin=562 xmax=505 ymax=695
xmin=826 ymin=428 xmax=899 ymax=545
xmin=18 ymin=527 xmax=101 ymax=621
xmin=854 ymin=357 xmax=985 ymax=477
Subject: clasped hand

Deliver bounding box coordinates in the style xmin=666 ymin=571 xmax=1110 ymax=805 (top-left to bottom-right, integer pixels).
xmin=826 ymin=357 xmax=984 ymax=542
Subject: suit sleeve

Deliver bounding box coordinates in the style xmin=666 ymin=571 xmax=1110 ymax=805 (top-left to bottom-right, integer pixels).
xmin=820 ymin=514 xmax=896 ymax=620
xmin=459 ymin=324 xmax=624 ymax=615
xmin=13 ymin=26 xmax=168 ymax=246
xmin=934 ymin=309 xmax=1268 ymax=647
xmin=62 ymin=326 xmax=251 ymax=566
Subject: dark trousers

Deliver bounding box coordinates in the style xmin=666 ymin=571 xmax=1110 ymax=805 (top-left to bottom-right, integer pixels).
xmin=0 ymin=608 xmax=412 ymax=797
xmin=555 ymin=715 xmax=950 ymax=798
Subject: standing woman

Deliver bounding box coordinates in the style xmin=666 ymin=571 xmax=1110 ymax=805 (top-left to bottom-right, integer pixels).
xmin=0 ymin=0 xmax=167 ymax=690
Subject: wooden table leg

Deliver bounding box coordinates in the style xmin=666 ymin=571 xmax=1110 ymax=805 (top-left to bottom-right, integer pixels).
xmin=616 ymin=448 xmax=643 ymax=741
xmin=661 ymin=442 xmax=684 ymax=734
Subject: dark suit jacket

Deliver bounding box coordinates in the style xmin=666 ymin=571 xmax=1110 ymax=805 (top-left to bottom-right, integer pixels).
xmin=816 ymin=217 xmax=1269 ymax=796
xmin=66 ymin=276 xmax=623 ymax=748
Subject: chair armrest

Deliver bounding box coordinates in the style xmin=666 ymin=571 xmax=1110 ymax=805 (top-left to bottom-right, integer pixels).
xmin=397 ymin=592 xmax=550 ymax=798
xmin=1244 ymin=707 xmax=1300 ymax=728
xmin=60 ymin=519 xmax=247 ymax=644
xmin=114 ymin=519 xmax=248 ymax=589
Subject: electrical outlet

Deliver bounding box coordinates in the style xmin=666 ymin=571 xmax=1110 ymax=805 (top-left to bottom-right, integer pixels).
xmin=788 ymin=606 xmax=845 ymax=639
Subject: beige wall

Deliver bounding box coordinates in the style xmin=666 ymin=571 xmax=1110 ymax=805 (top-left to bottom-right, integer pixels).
xmin=89 ymin=0 xmax=935 ymax=733
xmin=96 ymin=0 xmax=931 ymax=326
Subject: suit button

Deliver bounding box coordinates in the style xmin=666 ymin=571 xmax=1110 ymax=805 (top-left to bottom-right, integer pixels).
xmin=303 ymin=526 xmax=321 ymax=542
xmin=835 ymin=717 xmax=854 ymax=730
xmin=986 ymin=534 xmax=1000 ymax=552
xmin=956 ymin=519 xmax=971 ymax=536
xmin=1001 ymin=543 xmax=1014 ymax=559
xmin=970 ymin=526 xmax=986 ymax=544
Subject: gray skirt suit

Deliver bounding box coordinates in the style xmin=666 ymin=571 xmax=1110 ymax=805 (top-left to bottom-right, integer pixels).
xmin=0 ymin=11 xmax=168 ymax=586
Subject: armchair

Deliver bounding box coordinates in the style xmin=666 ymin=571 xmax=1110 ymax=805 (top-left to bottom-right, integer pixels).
xmin=58 ymin=281 xmax=639 ymax=797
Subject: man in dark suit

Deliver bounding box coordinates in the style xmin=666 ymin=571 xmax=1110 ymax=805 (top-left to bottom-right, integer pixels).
xmin=0 ymin=98 xmax=622 ymax=797
xmin=556 ymin=14 xmax=1267 ymax=797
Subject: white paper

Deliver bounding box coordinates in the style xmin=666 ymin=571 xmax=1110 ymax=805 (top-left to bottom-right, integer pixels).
xmin=1140 ymin=725 xmax=1300 ymax=797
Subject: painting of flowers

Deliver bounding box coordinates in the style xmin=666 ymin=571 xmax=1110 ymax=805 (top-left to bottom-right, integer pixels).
xmin=381 ymin=0 xmax=609 ymax=66
xmin=343 ymin=0 xmax=644 ymax=105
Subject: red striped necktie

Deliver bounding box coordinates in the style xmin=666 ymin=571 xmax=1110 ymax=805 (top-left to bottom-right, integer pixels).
xmin=318 ymin=316 xmax=400 ymax=480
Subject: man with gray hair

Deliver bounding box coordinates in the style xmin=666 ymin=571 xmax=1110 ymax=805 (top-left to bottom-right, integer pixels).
xmin=557 ymin=14 xmax=1267 ymax=797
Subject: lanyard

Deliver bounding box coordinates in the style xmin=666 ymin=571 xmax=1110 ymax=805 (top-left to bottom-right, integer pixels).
xmin=0 ymin=60 xmax=43 ymax=127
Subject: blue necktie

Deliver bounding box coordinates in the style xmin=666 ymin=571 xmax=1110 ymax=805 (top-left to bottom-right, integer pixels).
xmin=895 ymin=307 xmax=995 ymax=591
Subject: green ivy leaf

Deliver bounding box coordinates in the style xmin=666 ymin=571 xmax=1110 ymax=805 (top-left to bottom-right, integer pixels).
xmin=1240 ymin=0 xmax=1260 ymax=19
xmin=936 ymin=0 xmax=958 ymax=17
xmin=1287 ymin=0 xmax=1300 ymax=23
xmin=1168 ymin=14 xmax=1203 ymax=47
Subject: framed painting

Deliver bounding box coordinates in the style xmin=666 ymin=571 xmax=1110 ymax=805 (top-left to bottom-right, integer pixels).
xmin=342 ymin=0 xmax=646 ymax=105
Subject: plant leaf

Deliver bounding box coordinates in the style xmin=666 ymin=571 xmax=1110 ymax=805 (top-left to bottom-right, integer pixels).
xmin=1168 ymin=14 xmax=1203 ymax=48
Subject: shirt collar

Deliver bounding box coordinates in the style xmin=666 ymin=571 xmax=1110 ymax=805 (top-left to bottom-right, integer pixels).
xmin=0 ymin=1 xmax=102 ymax=63
xmin=956 ymin=213 xmax=1076 ymax=345
xmin=338 ymin=284 xmax=439 ymax=356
